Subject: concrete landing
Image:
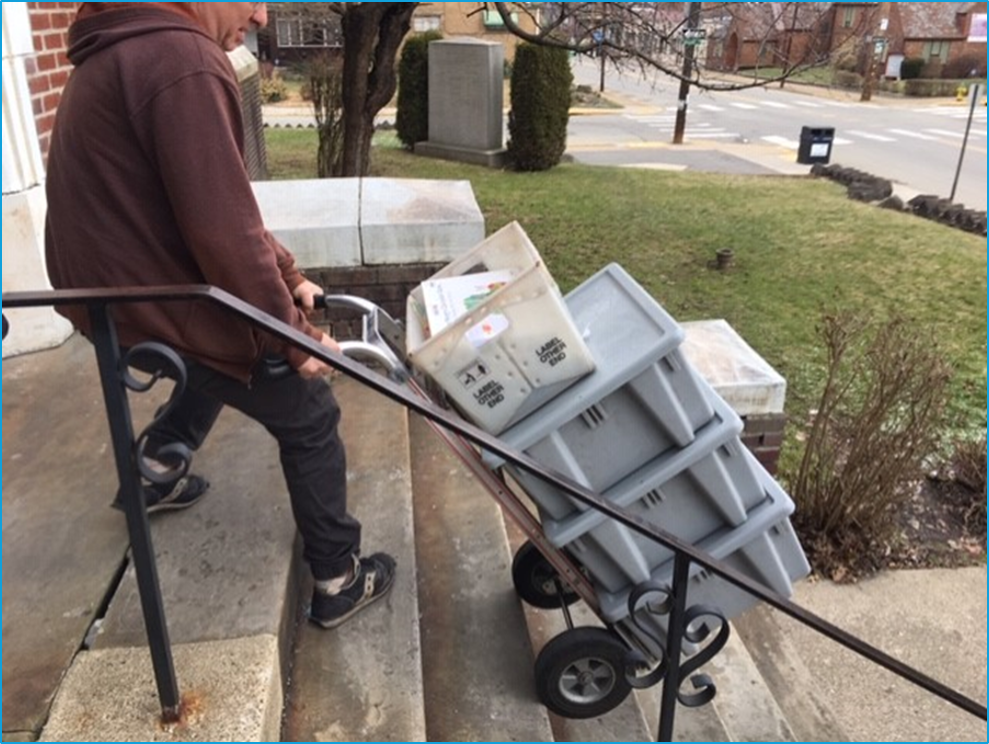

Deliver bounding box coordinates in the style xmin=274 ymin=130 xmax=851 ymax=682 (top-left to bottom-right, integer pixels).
xmin=2 ymin=332 xmax=299 ymax=742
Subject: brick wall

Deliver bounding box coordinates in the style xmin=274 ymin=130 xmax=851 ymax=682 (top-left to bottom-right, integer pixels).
xmin=26 ymin=2 xmax=78 ymax=162
xmin=308 ymin=264 xmax=444 ymax=340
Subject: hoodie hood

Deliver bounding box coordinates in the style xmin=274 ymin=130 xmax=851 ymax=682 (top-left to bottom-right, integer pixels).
xmin=68 ymin=4 xmax=207 ymax=66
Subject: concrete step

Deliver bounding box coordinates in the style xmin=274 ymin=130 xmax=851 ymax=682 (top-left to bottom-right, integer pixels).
xmin=408 ymin=413 xmax=555 ymax=741
xmin=281 ymin=377 xmax=425 ymax=742
xmin=28 ymin=336 xmax=299 ymax=741
xmin=402 ymin=411 xmax=797 ymax=742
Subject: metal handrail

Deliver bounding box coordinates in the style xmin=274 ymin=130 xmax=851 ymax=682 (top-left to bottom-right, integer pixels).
xmin=4 ymin=286 xmax=986 ymax=736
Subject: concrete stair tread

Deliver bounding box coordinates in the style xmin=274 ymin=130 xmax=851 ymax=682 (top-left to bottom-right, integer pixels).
xmin=281 ymin=377 xmax=425 ymax=742
xmin=409 ymin=413 xmax=555 ymax=742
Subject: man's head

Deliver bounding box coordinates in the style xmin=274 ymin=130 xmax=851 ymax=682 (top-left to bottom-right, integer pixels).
xmin=191 ymin=2 xmax=267 ymax=51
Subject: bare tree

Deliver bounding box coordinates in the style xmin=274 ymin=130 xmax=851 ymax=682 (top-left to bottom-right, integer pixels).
xmin=489 ymin=2 xmax=834 ymax=91
xmin=267 ymin=2 xmax=836 ymax=177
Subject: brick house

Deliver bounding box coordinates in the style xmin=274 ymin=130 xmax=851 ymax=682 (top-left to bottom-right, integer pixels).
xmin=704 ymin=2 xmax=837 ymax=72
xmin=892 ymin=2 xmax=987 ymax=78
xmin=704 ymin=2 xmax=987 ymax=78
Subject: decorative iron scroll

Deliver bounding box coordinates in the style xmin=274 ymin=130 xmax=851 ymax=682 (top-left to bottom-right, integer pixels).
xmin=120 ymin=343 xmax=191 ymax=487
xmin=623 ymin=580 xmax=731 ymax=707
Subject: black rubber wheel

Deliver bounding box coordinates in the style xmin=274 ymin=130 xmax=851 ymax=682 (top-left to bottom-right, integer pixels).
xmin=534 ymin=627 xmax=633 ymax=719
xmin=511 ymin=540 xmax=581 ymax=609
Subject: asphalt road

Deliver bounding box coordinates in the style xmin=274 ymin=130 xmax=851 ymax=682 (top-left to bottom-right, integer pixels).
xmin=569 ymin=58 xmax=988 ymax=210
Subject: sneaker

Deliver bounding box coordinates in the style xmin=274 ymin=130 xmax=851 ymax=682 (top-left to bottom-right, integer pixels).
xmin=112 ymin=474 xmax=210 ymax=514
xmin=309 ymin=553 xmax=396 ymax=629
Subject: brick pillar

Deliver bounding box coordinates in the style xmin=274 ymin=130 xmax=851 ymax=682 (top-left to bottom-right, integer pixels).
xmin=25 ymin=2 xmax=78 ymax=163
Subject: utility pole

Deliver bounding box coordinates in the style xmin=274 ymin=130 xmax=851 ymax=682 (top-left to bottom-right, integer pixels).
xmin=860 ymin=2 xmax=890 ymax=102
xmin=673 ymin=1 xmax=703 ymax=144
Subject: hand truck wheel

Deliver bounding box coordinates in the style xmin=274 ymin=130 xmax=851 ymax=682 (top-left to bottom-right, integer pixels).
xmin=534 ymin=627 xmax=633 ymax=719
xmin=511 ymin=540 xmax=581 ymax=610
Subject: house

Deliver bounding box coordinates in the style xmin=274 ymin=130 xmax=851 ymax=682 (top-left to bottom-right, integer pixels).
xmin=892 ymin=2 xmax=987 ymax=78
xmin=259 ymin=3 xmax=539 ymax=68
xmin=704 ymin=2 xmax=838 ymax=72
xmin=257 ymin=4 xmax=343 ymax=66
xmin=705 ymin=2 xmax=987 ymax=79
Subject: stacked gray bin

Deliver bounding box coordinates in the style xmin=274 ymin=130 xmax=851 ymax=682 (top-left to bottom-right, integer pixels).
xmin=484 ymin=263 xmax=810 ymax=651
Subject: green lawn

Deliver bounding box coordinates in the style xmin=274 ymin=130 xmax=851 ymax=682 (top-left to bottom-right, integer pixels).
xmin=264 ymin=128 xmax=988 ymax=468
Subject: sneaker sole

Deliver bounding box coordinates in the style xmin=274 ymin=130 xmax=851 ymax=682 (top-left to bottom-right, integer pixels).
xmin=308 ymin=571 xmax=396 ymax=630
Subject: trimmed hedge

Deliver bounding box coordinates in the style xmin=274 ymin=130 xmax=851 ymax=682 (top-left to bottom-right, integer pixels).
xmin=507 ymin=42 xmax=573 ymax=172
xmin=900 ymin=57 xmax=925 ymax=80
xmin=396 ymin=31 xmax=443 ymax=149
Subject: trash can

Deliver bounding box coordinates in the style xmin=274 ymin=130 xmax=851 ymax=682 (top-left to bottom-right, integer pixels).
xmin=797 ymin=126 xmax=835 ymax=165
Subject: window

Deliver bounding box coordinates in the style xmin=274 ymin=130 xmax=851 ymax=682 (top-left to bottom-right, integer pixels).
xmin=483 ymin=9 xmax=518 ymax=29
xmin=922 ymin=40 xmax=948 ymax=60
xmin=413 ymin=16 xmax=441 ymax=33
xmin=842 ymin=7 xmax=856 ymax=29
xmin=275 ymin=17 xmax=342 ymax=48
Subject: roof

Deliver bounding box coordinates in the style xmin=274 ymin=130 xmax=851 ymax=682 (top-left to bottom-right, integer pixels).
xmin=898 ymin=2 xmax=970 ymax=39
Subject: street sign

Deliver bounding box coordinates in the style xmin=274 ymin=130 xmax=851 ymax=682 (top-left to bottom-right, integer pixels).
xmin=682 ymin=28 xmax=707 ymax=40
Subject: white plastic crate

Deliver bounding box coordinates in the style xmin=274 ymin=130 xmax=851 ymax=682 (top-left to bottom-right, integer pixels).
xmin=484 ymin=264 xmax=716 ymax=515
xmin=406 ymin=221 xmax=595 ymax=434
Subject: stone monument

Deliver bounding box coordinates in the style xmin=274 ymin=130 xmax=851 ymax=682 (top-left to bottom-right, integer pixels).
xmin=415 ymin=38 xmax=507 ymax=167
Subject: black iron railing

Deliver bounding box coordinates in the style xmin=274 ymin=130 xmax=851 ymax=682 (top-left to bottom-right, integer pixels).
xmin=3 ymin=286 xmax=986 ymax=739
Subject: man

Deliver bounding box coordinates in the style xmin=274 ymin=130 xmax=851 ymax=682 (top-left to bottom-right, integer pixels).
xmin=44 ymin=2 xmax=394 ymax=630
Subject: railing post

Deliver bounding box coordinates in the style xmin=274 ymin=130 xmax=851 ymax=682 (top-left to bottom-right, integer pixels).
xmin=656 ymin=552 xmax=692 ymax=742
xmin=87 ymin=303 xmax=181 ymax=723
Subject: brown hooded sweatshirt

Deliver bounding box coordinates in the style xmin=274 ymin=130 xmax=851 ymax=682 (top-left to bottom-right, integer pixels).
xmin=45 ymin=4 xmax=322 ymax=382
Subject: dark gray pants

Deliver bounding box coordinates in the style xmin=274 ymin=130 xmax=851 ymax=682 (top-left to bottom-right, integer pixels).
xmin=146 ymin=360 xmax=360 ymax=581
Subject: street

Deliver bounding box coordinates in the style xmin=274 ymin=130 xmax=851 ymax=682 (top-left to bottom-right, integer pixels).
xmin=568 ymin=58 xmax=988 ymax=210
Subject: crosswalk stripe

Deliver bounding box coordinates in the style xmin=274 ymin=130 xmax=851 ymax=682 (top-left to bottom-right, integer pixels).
xmin=697 ymin=104 xmax=725 ymax=112
xmin=888 ymin=128 xmax=941 ymax=141
xmin=924 ymin=128 xmax=965 ymax=138
xmin=794 ymin=100 xmax=824 ymax=107
xmin=762 ymin=135 xmax=798 ymax=148
xmin=730 ymin=102 xmax=759 ymax=109
xmin=760 ymin=101 xmax=792 ymax=109
xmin=846 ymin=130 xmax=897 ymax=142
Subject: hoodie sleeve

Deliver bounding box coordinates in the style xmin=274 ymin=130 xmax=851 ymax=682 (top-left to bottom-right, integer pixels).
xmin=138 ymin=62 xmax=322 ymax=369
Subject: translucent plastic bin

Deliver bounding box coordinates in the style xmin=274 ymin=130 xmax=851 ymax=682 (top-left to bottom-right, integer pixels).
xmin=484 ymin=264 xmax=716 ymax=516
xmin=600 ymin=458 xmax=811 ymax=652
xmin=406 ymin=221 xmax=595 ymax=434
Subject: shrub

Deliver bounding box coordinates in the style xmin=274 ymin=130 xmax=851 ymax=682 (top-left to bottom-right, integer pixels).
xmin=833 ymin=70 xmax=862 ymax=90
xmin=788 ymin=311 xmax=951 ymax=578
xmin=904 ymin=78 xmax=967 ymax=97
xmin=900 ymin=57 xmax=926 ymax=80
xmin=306 ymin=53 xmax=345 ymax=177
xmin=508 ymin=42 xmax=573 ymax=172
xmin=260 ymin=74 xmax=288 ymax=103
xmin=395 ymin=31 xmax=442 ymax=149
xmin=942 ymin=53 xmax=988 ymax=79
xmin=952 ymin=436 xmax=987 ymax=535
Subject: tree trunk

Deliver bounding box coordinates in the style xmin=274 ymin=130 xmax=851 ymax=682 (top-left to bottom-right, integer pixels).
xmin=339 ymin=3 xmax=416 ymax=177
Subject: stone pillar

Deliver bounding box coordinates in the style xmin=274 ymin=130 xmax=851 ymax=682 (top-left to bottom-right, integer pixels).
xmin=415 ymin=38 xmax=507 ymax=167
xmin=681 ymin=319 xmax=788 ymax=474
xmin=2 ymin=3 xmax=73 ymax=358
